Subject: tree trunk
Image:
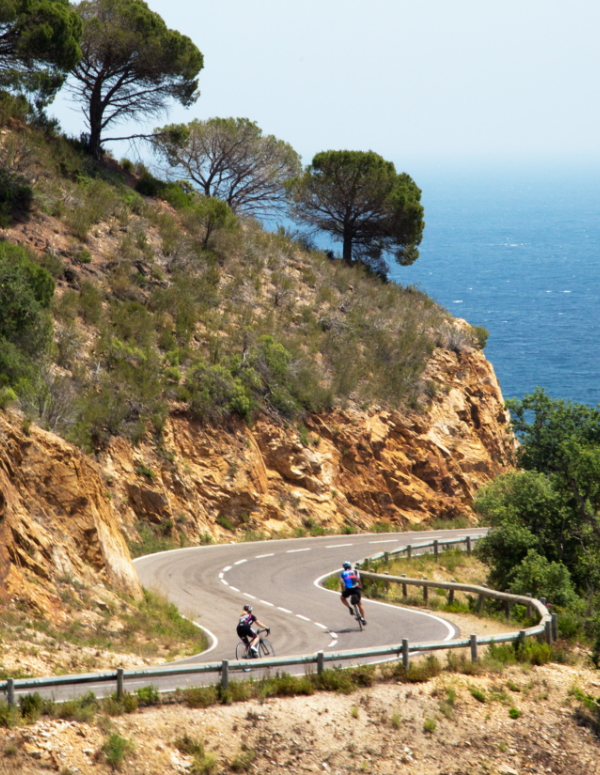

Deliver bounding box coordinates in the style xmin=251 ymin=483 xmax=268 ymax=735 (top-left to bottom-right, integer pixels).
xmin=343 ymin=232 xmax=353 ymax=265
xmin=88 ymin=81 xmax=104 ymax=160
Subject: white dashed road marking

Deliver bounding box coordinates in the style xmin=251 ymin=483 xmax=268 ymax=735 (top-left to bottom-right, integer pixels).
xmin=222 ymin=566 xmax=232 ymax=571
xmin=326 ymin=543 xmax=353 ymax=548
xmin=369 ymin=539 xmax=402 ymax=544
xmin=260 ymin=600 xmax=275 ymax=607
xmin=234 ymin=559 xmax=247 ymax=565
xmin=328 ymin=640 xmax=338 ymax=648
xmin=229 ymin=586 xmax=239 ymax=592
xmin=296 ymin=614 xmax=311 ymax=622
xmin=277 ymin=607 xmax=292 ymax=613
xmin=255 ymin=553 xmax=274 ymax=558
xmin=221 ymin=579 xmax=228 ymax=586
xmin=287 ymin=548 xmax=310 ymax=553
xmin=314 ymin=623 xmax=328 ymax=630
xmin=219 ymin=573 xmax=224 ymax=578
xmin=243 ymin=593 xmax=256 ymax=600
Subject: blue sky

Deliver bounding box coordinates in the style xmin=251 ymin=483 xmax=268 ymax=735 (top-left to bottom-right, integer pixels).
xmin=52 ymin=0 xmax=600 ymax=171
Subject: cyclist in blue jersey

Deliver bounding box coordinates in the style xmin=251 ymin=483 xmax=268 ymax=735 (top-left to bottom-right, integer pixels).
xmin=236 ymin=604 xmax=269 ymax=657
xmin=340 ymin=561 xmax=367 ymax=624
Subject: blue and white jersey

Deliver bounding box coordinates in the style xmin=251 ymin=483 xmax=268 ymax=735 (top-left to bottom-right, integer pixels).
xmin=340 ymin=569 xmax=360 ymax=589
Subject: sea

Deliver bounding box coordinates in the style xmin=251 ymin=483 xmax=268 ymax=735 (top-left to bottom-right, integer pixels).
xmin=304 ymin=162 xmax=600 ymax=408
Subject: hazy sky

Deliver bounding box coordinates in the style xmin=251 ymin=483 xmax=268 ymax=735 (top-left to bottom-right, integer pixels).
xmin=53 ymin=0 xmax=600 ymax=170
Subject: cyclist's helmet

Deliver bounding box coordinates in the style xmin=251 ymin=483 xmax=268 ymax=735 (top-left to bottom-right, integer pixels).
xmin=243 ymin=604 xmax=253 ymax=612
xmin=342 ymin=561 xmax=352 ymax=569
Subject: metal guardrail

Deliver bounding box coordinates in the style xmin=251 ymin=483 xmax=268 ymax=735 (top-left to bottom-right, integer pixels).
xmin=0 ymin=534 xmax=557 ymax=705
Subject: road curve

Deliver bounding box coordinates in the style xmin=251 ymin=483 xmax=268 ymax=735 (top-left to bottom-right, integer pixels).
xmin=9 ymin=529 xmax=487 ymax=701
xmin=134 ymin=528 xmax=485 ymax=667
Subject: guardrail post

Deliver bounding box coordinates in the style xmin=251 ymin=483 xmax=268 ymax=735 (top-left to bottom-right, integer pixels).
xmin=422 ymin=578 xmax=428 ymax=604
xmin=466 ymin=536 xmax=472 ymax=555
xmin=518 ymin=629 xmax=526 ymax=651
xmin=476 ymin=592 xmax=484 ymax=612
xmin=7 ymin=678 xmax=15 ymax=708
xmin=448 ymin=584 xmax=455 ymax=605
xmin=526 ymin=593 xmax=532 ymax=618
xmin=365 ymin=558 xmax=370 ymax=570
xmin=317 ymin=651 xmax=324 ymax=675
xmin=407 ymin=544 xmax=412 ymax=559
xmin=434 ymin=540 xmax=439 ymax=562
xmin=545 ymin=620 xmax=552 ymax=645
xmin=116 ymin=668 xmax=124 ymax=700
xmin=221 ymin=660 xmax=229 ymax=690
xmin=402 ymin=639 xmax=409 ymax=670
xmin=552 ymin=613 xmax=558 ymax=642
xmin=540 ymin=597 xmax=547 ymax=607
xmin=470 ymin=634 xmax=478 ymax=662
xmin=401 ymin=574 xmax=407 ymax=597
xmin=384 ymin=551 xmax=389 ymax=565
xmin=384 ymin=572 xmax=389 ymax=592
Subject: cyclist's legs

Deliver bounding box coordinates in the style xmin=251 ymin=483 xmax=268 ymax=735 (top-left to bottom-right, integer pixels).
xmin=341 ymin=593 xmax=352 ymax=609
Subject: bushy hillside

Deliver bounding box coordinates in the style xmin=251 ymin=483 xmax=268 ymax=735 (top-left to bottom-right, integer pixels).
xmin=0 ymin=106 xmax=487 ymax=450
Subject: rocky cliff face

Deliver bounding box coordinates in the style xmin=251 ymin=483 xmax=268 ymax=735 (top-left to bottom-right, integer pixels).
xmin=0 ymin=414 xmax=142 ymax=618
xmin=101 ymin=341 xmax=513 ymax=544
xmin=0 ymin=337 xmax=512 ymax=609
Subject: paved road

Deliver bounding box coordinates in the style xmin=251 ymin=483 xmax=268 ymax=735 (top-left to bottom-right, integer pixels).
xmin=12 ymin=529 xmax=486 ymax=700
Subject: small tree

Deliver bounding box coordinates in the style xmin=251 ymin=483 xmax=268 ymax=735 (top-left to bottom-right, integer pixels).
xmin=0 ymin=0 xmax=82 ymax=108
xmin=69 ymin=0 xmax=203 ymax=158
xmin=288 ymin=150 xmax=424 ymax=273
xmin=152 ymin=117 xmax=301 ymax=218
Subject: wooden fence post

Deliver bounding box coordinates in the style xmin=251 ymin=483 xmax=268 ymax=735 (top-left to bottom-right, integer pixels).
xmin=470 ymin=634 xmax=478 ymax=662
xmin=116 ymin=668 xmax=124 ymax=700
xmin=221 ymin=660 xmax=229 ymax=690
xmin=317 ymin=651 xmax=324 ymax=675
xmin=402 ymin=639 xmax=409 ymax=670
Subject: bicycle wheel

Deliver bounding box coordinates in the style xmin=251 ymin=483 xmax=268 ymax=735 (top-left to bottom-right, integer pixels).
xmin=236 ymin=642 xmax=248 ymax=660
xmin=259 ymin=639 xmax=275 ymax=657
xmin=354 ymin=606 xmax=363 ymax=631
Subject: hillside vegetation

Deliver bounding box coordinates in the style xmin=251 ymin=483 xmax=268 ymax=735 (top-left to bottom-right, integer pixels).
xmin=0 ymin=106 xmax=486 ymax=450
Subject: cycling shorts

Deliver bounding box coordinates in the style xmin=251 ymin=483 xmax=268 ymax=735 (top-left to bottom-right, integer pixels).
xmin=237 ymin=624 xmax=256 ymax=641
xmin=342 ymin=587 xmax=361 ymax=601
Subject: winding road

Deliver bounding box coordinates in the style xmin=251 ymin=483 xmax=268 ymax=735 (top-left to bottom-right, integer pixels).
xmin=132 ymin=529 xmax=484 ymax=680
xmin=11 ymin=528 xmax=486 ymax=701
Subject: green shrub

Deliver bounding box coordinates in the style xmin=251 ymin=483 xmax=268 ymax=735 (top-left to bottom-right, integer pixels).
xmin=394 ymin=655 xmax=441 ymax=683
xmin=469 ymin=685 xmax=486 ymax=703
xmin=103 ymin=692 xmax=138 ymax=715
xmin=508 ymin=706 xmax=521 ymax=719
xmin=230 ymin=746 xmax=256 ymax=772
xmin=423 ymin=716 xmax=436 ymax=733
xmin=0 ymin=700 xmax=20 ymax=729
xmin=0 ymin=166 xmax=33 ymax=227
xmin=175 ymin=734 xmax=205 ymax=756
xmin=18 ymin=692 xmax=52 ymax=723
xmin=79 ymin=280 xmax=103 ymax=324
xmin=216 ymin=515 xmax=235 ymax=532
xmin=184 ymin=685 xmax=218 ymax=708
xmin=56 ymin=690 xmax=98 ymax=723
xmin=102 ymin=732 xmax=134 ymax=770
xmin=0 ymin=386 xmax=17 ymax=409
xmin=135 ymin=685 xmax=160 ymax=706
xmin=472 ymin=325 xmax=489 ymax=349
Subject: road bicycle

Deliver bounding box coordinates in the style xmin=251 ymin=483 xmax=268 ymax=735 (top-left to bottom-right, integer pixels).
xmin=349 ymin=593 xmax=363 ymax=631
xmin=235 ymin=628 xmax=275 ymax=660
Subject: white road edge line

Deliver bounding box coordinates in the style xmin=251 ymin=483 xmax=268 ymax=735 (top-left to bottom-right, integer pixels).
xmin=187 ymin=621 xmax=219 ymax=657
xmin=296 ymin=614 xmax=311 ymax=621
xmin=277 ymin=607 xmax=292 ymax=613
xmin=287 ymin=548 xmax=310 ymax=553
xmin=260 ymin=600 xmax=275 ymax=607
xmin=255 ymin=553 xmax=274 ymax=558
xmin=234 ymin=559 xmax=247 ymax=565
xmin=313 ymin=569 xmax=456 ymax=641
xmin=326 ymin=543 xmax=353 ymax=548
xmin=229 ymin=586 xmax=240 ymax=592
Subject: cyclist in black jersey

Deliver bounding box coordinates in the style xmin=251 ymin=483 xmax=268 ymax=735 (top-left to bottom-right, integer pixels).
xmin=236 ymin=605 xmax=268 ymax=657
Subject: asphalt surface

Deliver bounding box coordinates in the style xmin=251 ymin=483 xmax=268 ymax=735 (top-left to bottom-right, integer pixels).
xmin=12 ymin=528 xmax=486 ymax=701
